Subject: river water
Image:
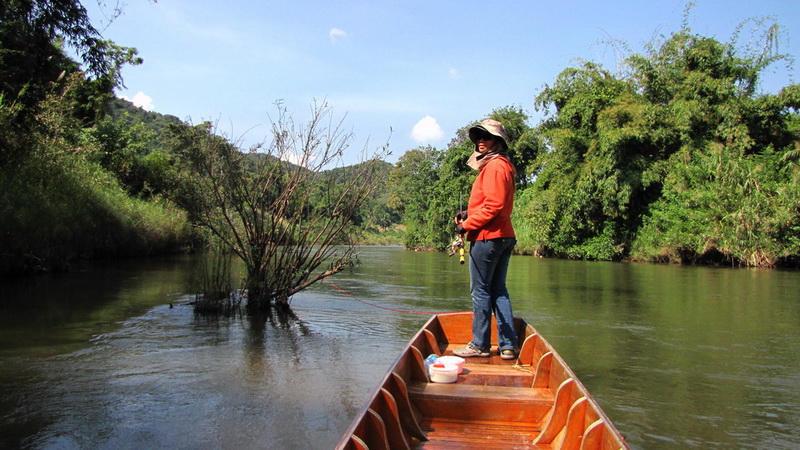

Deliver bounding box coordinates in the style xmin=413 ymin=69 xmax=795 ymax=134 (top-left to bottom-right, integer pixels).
xmin=0 ymin=247 xmax=798 ymax=449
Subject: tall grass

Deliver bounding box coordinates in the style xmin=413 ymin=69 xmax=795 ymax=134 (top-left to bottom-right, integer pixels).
xmin=0 ymin=155 xmax=195 ymax=275
xmin=1 ymin=72 xmax=198 ymax=275
xmin=630 ymin=145 xmax=800 ymax=267
xmin=194 ymin=244 xmax=242 ymax=316
xmin=191 ymin=246 xmax=242 ymax=316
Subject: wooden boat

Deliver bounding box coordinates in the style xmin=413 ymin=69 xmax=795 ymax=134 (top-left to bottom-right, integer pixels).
xmin=337 ymin=312 xmax=629 ymax=449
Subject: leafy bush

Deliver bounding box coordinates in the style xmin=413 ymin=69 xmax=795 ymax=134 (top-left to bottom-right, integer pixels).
xmin=0 ymin=155 xmax=193 ymax=274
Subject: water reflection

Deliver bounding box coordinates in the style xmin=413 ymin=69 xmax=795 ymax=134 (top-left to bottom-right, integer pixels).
xmin=0 ymin=247 xmax=798 ymax=449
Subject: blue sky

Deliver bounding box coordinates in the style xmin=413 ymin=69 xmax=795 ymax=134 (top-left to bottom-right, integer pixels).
xmin=84 ymin=0 xmax=799 ymax=165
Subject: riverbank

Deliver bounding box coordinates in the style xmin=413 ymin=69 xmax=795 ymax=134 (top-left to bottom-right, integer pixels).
xmin=0 ymin=158 xmax=200 ymax=276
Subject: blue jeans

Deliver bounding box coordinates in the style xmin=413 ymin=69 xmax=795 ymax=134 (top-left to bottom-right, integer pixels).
xmin=468 ymin=237 xmax=518 ymax=351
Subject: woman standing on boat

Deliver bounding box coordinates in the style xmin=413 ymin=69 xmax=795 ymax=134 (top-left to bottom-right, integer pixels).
xmin=453 ymin=118 xmax=519 ymax=360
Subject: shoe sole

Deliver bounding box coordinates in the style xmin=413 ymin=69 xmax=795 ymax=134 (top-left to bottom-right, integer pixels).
xmin=453 ymin=350 xmax=490 ymax=358
xmin=500 ymin=352 xmax=516 ymax=360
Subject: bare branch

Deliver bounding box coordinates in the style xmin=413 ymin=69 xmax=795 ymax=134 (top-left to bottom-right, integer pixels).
xmin=169 ymin=101 xmax=388 ymax=312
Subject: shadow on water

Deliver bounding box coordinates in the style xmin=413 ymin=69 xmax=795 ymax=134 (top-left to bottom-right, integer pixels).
xmin=0 ymin=255 xmax=196 ymax=356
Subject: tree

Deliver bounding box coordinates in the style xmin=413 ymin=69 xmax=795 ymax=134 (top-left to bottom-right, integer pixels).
xmin=518 ymin=14 xmax=799 ymax=266
xmin=1 ymin=0 xmax=141 ymax=165
xmin=523 ymin=63 xmax=640 ymax=259
xmin=485 ymin=106 xmax=540 ymax=188
xmin=388 ymin=146 xmax=441 ymax=248
xmin=0 ymin=0 xmax=138 ymax=103
xmin=315 ymin=161 xmax=399 ymax=233
xmin=168 ymin=101 xmax=388 ymax=312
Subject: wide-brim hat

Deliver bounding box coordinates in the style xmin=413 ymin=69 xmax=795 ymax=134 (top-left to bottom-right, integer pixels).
xmin=468 ymin=119 xmax=509 ymax=149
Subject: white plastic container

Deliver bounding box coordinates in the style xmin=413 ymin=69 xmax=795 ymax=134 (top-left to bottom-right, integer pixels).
xmin=429 ymin=363 xmax=459 ymax=383
xmin=436 ymin=356 xmax=465 ymax=374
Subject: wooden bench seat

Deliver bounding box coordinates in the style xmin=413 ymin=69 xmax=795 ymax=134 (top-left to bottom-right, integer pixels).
xmin=408 ymin=382 xmax=554 ymax=424
xmin=456 ymin=362 xmax=534 ymax=387
xmin=413 ymin=417 xmax=549 ymax=449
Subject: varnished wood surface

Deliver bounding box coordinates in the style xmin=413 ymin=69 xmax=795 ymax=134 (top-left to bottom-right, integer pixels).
xmin=337 ymin=313 xmax=629 ymax=449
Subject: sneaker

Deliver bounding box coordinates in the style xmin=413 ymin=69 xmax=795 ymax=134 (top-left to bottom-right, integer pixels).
xmin=453 ymin=342 xmax=490 ymax=358
xmin=500 ymin=349 xmax=517 ymax=360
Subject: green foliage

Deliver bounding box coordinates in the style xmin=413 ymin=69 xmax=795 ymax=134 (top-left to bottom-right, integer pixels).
xmin=388 ymin=146 xmax=442 ymax=248
xmin=0 ymin=0 xmax=138 ymax=88
xmin=631 ymin=144 xmax=800 ymax=265
xmin=84 ymin=105 xmax=181 ymax=198
xmin=514 ymin=18 xmax=799 ymax=266
xmin=0 ymin=64 xmax=194 ymax=275
xmin=313 ymin=160 xmax=399 ymax=232
xmin=523 ymin=64 xmax=639 ymax=259
xmin=0 ymin=139 xmax=192 ymax=275
xmin=0 ymin=1 xmax=177 ymax=275
xmin=419 ymin=144 xmax=471 ymax=250
xmin=1 ymin=1 xmax=140 ymax=169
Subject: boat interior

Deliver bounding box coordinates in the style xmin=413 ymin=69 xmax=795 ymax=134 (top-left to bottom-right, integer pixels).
xmin=337 ymin=312 xmax=628 ymax=449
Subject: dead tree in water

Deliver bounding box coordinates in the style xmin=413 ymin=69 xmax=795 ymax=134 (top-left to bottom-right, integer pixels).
xmin=171 ymin=100 xmax=388 ymax=313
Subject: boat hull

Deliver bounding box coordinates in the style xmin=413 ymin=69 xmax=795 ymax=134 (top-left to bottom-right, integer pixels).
xmin=337 ymin=312 xmax=628 ymax=449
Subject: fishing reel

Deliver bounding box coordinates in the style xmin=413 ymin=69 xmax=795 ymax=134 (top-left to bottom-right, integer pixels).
xmin=447 ymin=234 xmax=465 ymax=264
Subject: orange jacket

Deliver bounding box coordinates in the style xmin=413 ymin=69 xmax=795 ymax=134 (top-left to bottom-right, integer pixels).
xmin=461 ymin=156 xmax=515 ymax=242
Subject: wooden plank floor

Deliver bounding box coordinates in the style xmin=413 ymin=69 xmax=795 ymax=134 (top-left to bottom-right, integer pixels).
xmin=441 ymin=344 xmax=537 ymax=386
xmin=413 ymin=418 xmax=547 ymax=449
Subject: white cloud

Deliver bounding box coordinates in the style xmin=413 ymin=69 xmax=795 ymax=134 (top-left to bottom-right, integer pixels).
xmin=411 ymin=116 xmax=444 ymax=144
xmin=448 ymin=67 xmax=460 ymax=79
xmin=122 ymin=91 xmax=155 ymax=111
xmin=280 ymin=150 xmax=311 ymax=168
xmin=329 ymin=28 xmax=347 ymax=43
